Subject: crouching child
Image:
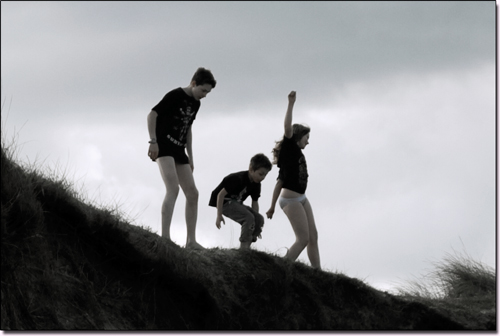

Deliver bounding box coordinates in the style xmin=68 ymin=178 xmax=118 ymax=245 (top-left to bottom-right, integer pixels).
xmin=209 ymin=154 xmax=272 ymax=249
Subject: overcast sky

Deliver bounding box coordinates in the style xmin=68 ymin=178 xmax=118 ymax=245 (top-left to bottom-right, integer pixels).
xmin=1 ymin=1 xmax=496 ymax=292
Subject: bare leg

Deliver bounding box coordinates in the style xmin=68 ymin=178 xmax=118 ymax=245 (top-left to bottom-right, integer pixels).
xmin=303 ymin=199 xmax=321 ymax=269
xmin=176 ymin=163 xmax=204 ymax=249
xmin=282 ymin=202 xmax=309 ymax=262
xmin=157 ymin=157 xmax=180 ymax=240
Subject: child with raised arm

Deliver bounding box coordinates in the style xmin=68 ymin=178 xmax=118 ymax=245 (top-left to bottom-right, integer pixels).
xmin=266 ymin=91 xmax=321 ymax=269
xmin=209 ymin=154 xmax=272 ymax=249
xmin=147 ymin=67 xmax=216 ymax=249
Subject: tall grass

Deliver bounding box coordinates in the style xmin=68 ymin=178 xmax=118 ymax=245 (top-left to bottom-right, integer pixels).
xmin=1 ymin=106 xmax=145 ymax=234
xmin=397 ymin=249 xmax=495 ymax=300
xmin=395 ymin=249 xmax=496 ymax=330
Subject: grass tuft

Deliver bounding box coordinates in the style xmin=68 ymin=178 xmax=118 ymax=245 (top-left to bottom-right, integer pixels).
xmin=395 ymin=249 xmax=496 ymax=330
xmin=397 ymin=249 xmax=495 ymax=300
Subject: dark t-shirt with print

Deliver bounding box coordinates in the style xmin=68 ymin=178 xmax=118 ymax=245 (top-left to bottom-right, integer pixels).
xmin=277 ymin=136 xmax=308 ymax=194
xmin=152 ymin=87 xmax=200 ymax=146
xmin=209 ymin=171 xmax=261 ymax=207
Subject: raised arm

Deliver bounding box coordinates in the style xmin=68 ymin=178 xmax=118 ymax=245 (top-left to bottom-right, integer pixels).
xmin=284 ymin=91 xmax=296 ymax=139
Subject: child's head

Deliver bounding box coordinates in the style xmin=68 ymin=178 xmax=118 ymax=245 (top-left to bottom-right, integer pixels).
xmin=191 ymin=67 xmax=217 ymax=88
xmin=249 ymin=153 xmax=272 ymax=183
xmin=190 ymin=67 xmax=216 ymax=100
xmin=291 ymin=124 xmax=311 ymax=143
xmin=271 ymin=124 xmax=311 ymax=164
xmin=250 ymin=153 xmax=273 ymax=171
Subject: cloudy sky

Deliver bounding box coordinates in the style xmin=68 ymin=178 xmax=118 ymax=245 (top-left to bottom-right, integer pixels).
xmin=1 ymin=1 xmax=496 ymax=292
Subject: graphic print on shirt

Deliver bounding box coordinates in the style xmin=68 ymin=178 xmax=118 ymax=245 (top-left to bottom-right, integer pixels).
xmin=234 ymin=186 xmax=247 ymax=203
xmin=174 ymin=101 xmax=195 ymax=143
xmin=298 ymin=156 xmax=308 ymax=190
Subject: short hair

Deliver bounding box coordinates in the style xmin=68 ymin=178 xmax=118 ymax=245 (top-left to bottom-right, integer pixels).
xmin=191 ymin=67 xmax=216 ymax=88
xmin=250 ymin=153 xmax=272 ymax=171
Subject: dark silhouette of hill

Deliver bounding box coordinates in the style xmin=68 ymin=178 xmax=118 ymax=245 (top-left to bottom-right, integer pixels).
xmin=0 ymin=144 xmax=490 ymax=330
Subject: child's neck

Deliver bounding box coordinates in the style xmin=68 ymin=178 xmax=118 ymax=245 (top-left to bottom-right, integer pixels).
xmin=182 ymin=86 xmax=193 ymax=97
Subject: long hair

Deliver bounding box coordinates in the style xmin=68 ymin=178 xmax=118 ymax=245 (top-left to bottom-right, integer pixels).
xmin=271 ymin=124 xmax=310 ymax=164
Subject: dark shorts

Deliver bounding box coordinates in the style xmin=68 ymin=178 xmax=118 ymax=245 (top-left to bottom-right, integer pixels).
xmin=155 ymin=138 xmax=189 ymax=164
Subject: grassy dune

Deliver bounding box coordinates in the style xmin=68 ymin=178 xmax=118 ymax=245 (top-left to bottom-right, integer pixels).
xmin=1 ymin=140 xmax=495 ymax=330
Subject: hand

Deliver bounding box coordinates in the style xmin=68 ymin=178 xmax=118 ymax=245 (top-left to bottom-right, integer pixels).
xmin=288 ymin=91 xmax=296 ymax=104
xmin=266 ymin=208 xmax=275 ymax=219
xmin=216 ymin=215 xmax=225 ymax=229
xmin=148 ymin=143 xmax=159 ymax=161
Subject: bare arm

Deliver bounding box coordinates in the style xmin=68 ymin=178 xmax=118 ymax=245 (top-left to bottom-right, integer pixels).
xmin=252 ymin=200 xmax=259 ymax=213
xmin=186 ymin=126 xmax=194 ymax=170
xmin=147 ymin=110 xmax=159 ymax=161
xmin=284 ymin=91 xmax=296 ymax=139
xmin=266 ymin=179 xmax=284 ymax=219
xmin=215 ymin=188 xmax=228 ymax=229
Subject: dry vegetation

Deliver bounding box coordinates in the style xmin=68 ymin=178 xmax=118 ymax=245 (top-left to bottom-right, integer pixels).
xmin=395 ymin=249 xmax=496 ymax=330
xmin=1 ymin=134 xmax=495 ymax=330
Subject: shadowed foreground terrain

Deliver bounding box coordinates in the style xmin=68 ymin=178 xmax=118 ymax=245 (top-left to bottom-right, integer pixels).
xmin=1 ymin=144 xmax=495 ymax=330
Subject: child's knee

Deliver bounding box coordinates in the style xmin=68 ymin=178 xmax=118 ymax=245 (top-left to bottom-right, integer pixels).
xmin=165 ymin=185 xmax=180 ymax=199
xmin=254 ymin=214 xmax=264 ymax=234
xmin=185 ymin=187 xmax=199 ymax=202
xmin=296 ymin=232 xmax=310 ymax=246
xmin=246 ymin=213 xmax=256 ymax=230
xmin=240 ymin=210 xmax=255 ymax=223
xmin=307 ymin=225 xmax=318 ymax=242
xmin=191 ymin=188 xmax=199 ymax=200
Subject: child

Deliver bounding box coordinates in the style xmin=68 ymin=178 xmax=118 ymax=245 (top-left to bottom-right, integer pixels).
xmin=209 ymin=154 xmax=272 ymax=249
xmin=266 ymin=91 xmax=321 ymax=269
xmin=147 ymin=67 xmax=216 ymax=249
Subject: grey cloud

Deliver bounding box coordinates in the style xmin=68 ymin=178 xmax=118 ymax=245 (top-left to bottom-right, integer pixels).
xmin=1 ymin=1 xmax=494 ymax=119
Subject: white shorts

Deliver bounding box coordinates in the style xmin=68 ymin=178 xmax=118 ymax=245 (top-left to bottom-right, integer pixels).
xmin=279 ymin=194 xmax=307 ymax=209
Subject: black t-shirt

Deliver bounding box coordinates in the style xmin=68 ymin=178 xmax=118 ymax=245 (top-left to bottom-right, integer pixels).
xmin=152 ymin=87 xmax=200 ymax=146
xmin=209 ymin=171 xmax=261 ymax=207
xmin=277 ymin=136 xmax=308 ymax=194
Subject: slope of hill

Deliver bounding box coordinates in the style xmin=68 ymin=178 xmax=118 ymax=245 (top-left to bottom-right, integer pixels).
xmin=1 ymin=144 xmax=494 ymax=330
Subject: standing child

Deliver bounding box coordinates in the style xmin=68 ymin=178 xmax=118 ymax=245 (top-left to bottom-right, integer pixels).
xmin=209 ymin=154 xmax=272 ymax=249
xmin=147 ymin=67 xmax=216 ymax=249
xmin=266 ymin=91 xmax=321 ymax=269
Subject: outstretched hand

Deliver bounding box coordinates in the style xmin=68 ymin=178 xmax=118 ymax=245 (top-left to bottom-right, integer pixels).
xmin=288 ymin=91 xmax=296 ymax=104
